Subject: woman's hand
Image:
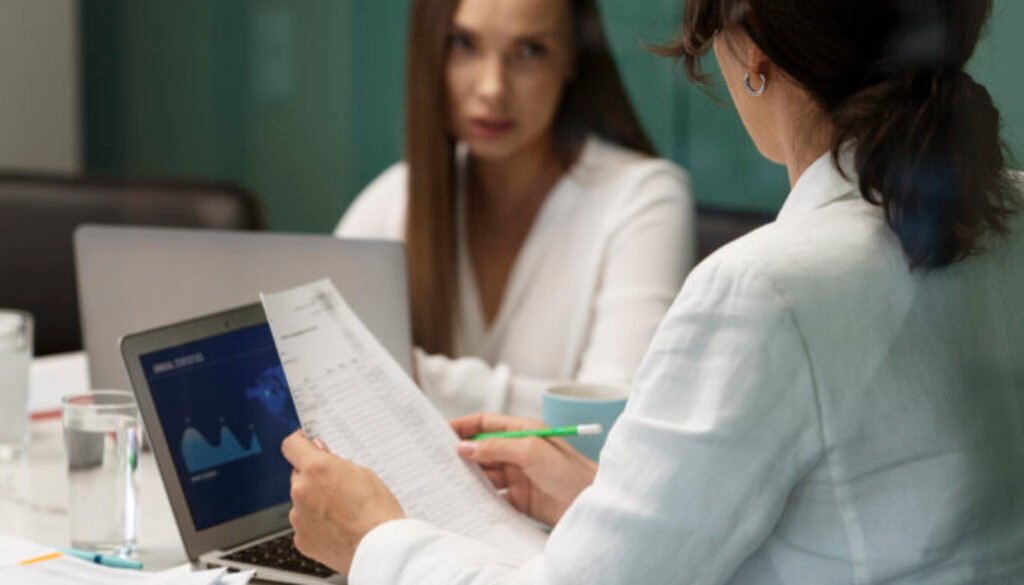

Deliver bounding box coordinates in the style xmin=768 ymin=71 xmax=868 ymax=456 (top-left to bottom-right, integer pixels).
xmin=451 ymin=413 xmax=598 ymax=527
xmin=281 ymin=431 xmax=405 ymax=575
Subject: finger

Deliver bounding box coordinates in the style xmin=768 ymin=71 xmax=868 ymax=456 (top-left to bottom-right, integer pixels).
xmin=289 ymin=508 xmax=318 ymax=558
xmin=547 ymin=437 xmax=580 ymax=456
xmin=458 ymin=436 xmax=545 ymax=468
xmin=281 ymin=431 xmax=324 ymax=470
xmin=484 ymin=468 xmax=509 ymax=490
xmin=450 ymin=413 xmax=490 ymax=438
xmin=450 ymin=413 xmax=545 ymax=438
xmin=504 ymin=490 xmax=529 ymax=516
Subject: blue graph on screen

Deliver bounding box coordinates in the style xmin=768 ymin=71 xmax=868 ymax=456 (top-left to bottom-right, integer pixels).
xmin=181 ymin=426 xmax=263 ymax=474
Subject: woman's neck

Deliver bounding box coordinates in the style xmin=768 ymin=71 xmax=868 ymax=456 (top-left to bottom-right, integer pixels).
xmin=785 ymin=142 xmax=831 ymax=188
xmin=778 ymin=101 xmax=835 ymax=188
xmin=469 ymin=134 xmax=566 ymax=216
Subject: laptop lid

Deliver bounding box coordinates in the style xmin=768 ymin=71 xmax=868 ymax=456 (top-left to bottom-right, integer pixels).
xmin=74 ymin=226 xmax=412 ymax=391
xmin=121 ymin=303 xmax=299 ymax=561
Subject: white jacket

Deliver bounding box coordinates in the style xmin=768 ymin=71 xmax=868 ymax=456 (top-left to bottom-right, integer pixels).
xmin=349 ymin=152 xmax=1024 ymax=584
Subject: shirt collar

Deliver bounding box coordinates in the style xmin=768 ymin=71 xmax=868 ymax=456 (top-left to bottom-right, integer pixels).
xmin=777 ymin=149 xmax=860 ymax=221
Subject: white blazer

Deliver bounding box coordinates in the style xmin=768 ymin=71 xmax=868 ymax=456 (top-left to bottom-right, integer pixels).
xmin=337 ymin=137 xmax=695 ymax=419
xmin=348 ymin=152 xmax=1024 ymax=584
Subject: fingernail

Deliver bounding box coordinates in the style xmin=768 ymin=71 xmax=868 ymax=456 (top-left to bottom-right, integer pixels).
xmin=313 ymin=438 xmax=329 ymax=452
xmin=456 ymin=441 xmax=476 ymax=457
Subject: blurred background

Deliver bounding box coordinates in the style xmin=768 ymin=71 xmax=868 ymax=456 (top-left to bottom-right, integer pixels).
xmin=4 ymin=0 xmax=1023 ymax=232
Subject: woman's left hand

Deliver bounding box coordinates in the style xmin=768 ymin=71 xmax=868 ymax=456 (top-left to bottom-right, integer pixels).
xmin=281 ymin=431 xmax=405 ymax=575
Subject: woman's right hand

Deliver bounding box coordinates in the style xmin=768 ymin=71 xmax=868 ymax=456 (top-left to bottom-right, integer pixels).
xmin=451 ymin=413 xmax=598 ymax=527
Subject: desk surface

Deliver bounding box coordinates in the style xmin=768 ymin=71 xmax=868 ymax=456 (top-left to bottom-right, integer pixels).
xmin=0 ymin=352 xmax=187 ymax=571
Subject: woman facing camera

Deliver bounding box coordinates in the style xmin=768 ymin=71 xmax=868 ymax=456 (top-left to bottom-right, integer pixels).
xmin=289 ymin=0 xmax=1023 ymax=583
xmin=337 ymin=0 xmax=694 ymax=419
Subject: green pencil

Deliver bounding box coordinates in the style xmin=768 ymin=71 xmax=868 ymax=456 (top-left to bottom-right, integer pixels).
xmin=471 ymin=424 xmax=603 ymax=441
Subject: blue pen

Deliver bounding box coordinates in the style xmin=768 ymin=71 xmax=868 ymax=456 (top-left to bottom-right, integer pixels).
xmin=56 ymin=547 xmax=144 ymax=570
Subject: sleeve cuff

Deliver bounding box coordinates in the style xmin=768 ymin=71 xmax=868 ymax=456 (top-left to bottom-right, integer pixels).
xmin=349 ymin=519 xmax=524 ymax=585
xmin=349 ymin=518 xmax=428 ymax=584
xmin=414 ymin=348 xmax=512 ymax=418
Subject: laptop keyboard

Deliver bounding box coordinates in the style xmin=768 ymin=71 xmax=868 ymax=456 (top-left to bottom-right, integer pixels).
xmin=223 ymin=533 xmax=336 ymax=578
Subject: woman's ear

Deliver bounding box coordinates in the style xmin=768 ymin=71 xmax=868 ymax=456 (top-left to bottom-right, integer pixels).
xmin=746 ymin=39 xmax=772 ymax=84
xmin=715 ymin=29 xmax=762 ymax=80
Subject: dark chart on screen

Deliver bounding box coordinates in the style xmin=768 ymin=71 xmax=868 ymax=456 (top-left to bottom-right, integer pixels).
xmin=141 ymin=324 xmax=301 ymax=530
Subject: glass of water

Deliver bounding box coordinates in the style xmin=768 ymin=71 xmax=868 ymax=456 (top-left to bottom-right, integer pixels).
xmin=0 ymin=309 xmax=32 ymax=461
xmin=61 ymin=391 xmax=142 ymax=557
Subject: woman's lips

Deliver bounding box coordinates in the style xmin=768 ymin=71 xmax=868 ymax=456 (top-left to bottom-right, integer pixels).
xmin=469 ymin=118 xmax=517 ymax=140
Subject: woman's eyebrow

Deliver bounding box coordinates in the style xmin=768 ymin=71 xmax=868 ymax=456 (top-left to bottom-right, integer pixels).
xmin=449 ymin=23 xmax=475 ymax=36
xmin=512 ymin=30 xmax=560 ymax=42
xmin=449 ymin=22 xmax=561 ymax=42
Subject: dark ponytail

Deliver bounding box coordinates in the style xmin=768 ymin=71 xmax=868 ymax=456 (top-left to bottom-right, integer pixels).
xmin=832 ymin=66 xmax=1013 ymax=268
xmin=660 ymin=0 xmax=1017 ymax=268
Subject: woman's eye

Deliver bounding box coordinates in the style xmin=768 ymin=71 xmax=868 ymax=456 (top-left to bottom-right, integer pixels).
xmin=448 ymin=33 xmax=474 ymax=53
xmin=514 ymin=42 xmax=548 ymax=60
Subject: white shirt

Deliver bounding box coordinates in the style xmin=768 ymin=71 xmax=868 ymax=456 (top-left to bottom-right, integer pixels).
xmin=337 ymin=137 xmax=695 ymax=418
xmin=348 ymin=153 xmax=1024 ymax=584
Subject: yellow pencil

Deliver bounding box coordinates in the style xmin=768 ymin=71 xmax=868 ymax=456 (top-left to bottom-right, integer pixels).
xmin=18 ymin=551 xmax=62 ymax=566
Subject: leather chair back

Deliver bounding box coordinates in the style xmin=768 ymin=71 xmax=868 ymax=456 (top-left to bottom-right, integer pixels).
xmin=0 ymin=174 xmax=266 ymax=355
xmin=696 ymin=206 xmax=775 ymax=262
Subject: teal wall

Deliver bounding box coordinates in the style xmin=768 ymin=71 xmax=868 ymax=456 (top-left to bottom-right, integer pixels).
xmin=84 ymin=0 xmax=1024 ymax=232
xmin=84 ymin=0 xmax=359 ymax=232
xmin=971 ymin=1 xmax=1024 ymax=162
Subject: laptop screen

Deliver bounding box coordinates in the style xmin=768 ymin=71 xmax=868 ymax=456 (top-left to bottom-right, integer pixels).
xmin=139 ymin=323 xmax=300 ymax=531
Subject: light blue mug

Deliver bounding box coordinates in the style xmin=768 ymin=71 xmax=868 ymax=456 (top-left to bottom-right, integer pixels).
xmin=542 ymin=383 xmax=631 ymax=461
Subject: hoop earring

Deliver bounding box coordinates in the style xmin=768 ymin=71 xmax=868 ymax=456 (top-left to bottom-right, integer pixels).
xmin=744 ymin=73 xmax=767 ymax=97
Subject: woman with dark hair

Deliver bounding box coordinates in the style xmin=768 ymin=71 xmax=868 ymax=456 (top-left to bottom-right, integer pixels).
xmin=286 ymin=0 xmax=1024 ymax=582
xmin=336 ymin=0 xmax=694 ymax=419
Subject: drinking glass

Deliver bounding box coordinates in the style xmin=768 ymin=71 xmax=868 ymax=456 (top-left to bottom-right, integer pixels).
xmin=0 ymin=309 xmax=32 ymax=461
xmin=61 ymin=390 xmax=142 ymax=557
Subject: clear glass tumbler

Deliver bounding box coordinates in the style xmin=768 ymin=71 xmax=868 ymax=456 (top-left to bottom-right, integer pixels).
xmin=0 ymin=309 xmax=32 ymax=461
xmin=61 ymin=391 xmax=142 ymax=557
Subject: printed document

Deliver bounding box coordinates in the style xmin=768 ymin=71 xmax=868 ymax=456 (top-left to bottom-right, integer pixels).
xmin=260 ymin=279 xmax=547 ymax=562
xmin=0 ymin=535 xmax=254 ymax=585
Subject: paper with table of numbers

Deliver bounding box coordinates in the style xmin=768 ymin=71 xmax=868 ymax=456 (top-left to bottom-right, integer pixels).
xmin=260 ymin=279 xmax=546 ymax=563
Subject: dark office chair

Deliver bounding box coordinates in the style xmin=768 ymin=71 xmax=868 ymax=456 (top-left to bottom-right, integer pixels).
xmin=696 ymin=205 xmax=776 ymax=263
xmin=0 ymin=174 xmax=266 ymax=355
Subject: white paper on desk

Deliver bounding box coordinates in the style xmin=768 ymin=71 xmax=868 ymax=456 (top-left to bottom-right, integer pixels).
xmin=149 ymin=564 xmax=254 ymax=585
xmin=217 ymin=570 xmax=257 ymax=585
xmin=0 ymin=536 xmax=253 ymax=585
xmin=0 ymin=534 xmax=142 ymax=585
xmin=260 ymin=279 xmax=547 ymax=563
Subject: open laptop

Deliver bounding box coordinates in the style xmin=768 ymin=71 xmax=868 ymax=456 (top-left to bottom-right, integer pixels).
xmin=75 ymin=226 xmax=413 ymax=390
xmin=122 ymin=303 xmax=344 ymax=584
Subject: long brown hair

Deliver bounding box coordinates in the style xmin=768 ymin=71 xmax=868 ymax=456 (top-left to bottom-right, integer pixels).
xmin=404 ymin=0 xmax=655 ymax=355
xmin=657 ymin=0 xmax=1016 ymax=269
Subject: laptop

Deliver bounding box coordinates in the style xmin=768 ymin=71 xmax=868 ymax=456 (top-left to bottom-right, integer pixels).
xmin=122 ymin=303 xmax=344 ymax=584
xmin=75 ymin=226 xmax=413 ymax=390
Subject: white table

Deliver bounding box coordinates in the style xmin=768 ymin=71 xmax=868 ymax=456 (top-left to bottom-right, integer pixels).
xmin=0 ymin=352 xmax=187 ymax=571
